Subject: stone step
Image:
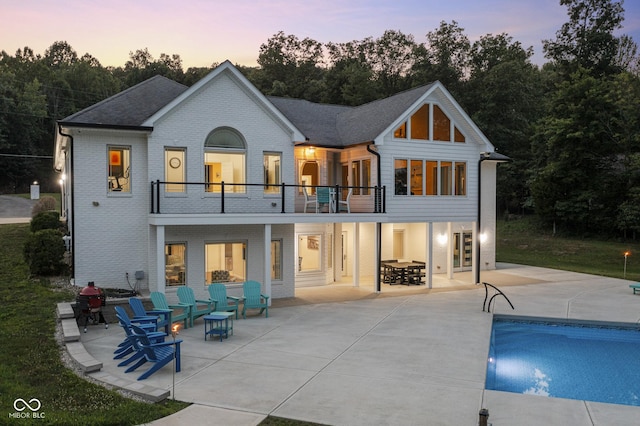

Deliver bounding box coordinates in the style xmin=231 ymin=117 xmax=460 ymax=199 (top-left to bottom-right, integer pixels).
xmin=65 ymin=341 xmax=103 ymax=373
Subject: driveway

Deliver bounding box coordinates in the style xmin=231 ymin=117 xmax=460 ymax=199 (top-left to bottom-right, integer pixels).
xmin=0 ymin=195 xmax=37 ymax=223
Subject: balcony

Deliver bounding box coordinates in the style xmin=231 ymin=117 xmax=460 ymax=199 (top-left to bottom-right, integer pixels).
xmin=150 ymin=181 xmax=386 ymax=216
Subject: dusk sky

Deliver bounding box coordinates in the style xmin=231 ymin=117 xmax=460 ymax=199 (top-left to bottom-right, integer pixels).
xmin=2 ymin=0 xmax=639 ymax=69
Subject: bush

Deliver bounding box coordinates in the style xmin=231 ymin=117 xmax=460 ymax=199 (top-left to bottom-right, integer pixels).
xmin=23 ymin=229 xmax=67 ymax=276
xmin=30 ymin=211 xmax=61 ymax=232
xmin=31 ymin=195 xmax=57 ymax=216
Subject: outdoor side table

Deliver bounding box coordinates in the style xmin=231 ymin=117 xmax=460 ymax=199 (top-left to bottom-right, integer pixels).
xmin=203 ymin=312 xmax=234 ymax=341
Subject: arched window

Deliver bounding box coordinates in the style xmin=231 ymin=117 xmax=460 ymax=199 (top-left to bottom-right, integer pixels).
xmin=204 ymin=127 xmax=246 ymax=193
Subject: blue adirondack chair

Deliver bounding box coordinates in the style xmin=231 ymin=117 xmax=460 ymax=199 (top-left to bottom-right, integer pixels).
xmin=176 ymin=286 xmax=213 ymax=327
xmin=113 ymin=306 xmax=165 ymax=364
xmin=129 ymin=297 xmax=170 ymax=334
xmin=126 ymin=325 xmax=182 ymax=380
xmin=207 ymin=283 xmax=242 ymax=319
xmin=150 ymin=291 xmax=190 ymax=329
xmin=242 ymin=280 xmax=269 ymax=318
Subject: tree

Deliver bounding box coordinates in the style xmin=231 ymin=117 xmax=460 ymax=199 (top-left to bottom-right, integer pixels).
xmin=543 ymin=0 xmax=625 ymax=76
xmin=424 ymin=21 xmax=471 ymax=92
xmin=43 ymin=41 xmax=78 ymax=68
xmin=462 ymin=33 xmax=542 ymax=215
xmin=120 ymin=48 xmax=185 ymax=87
xmin=530 ymin=68 xmax=628 ymax=234
xmin=255 ymin=32 xmax=326 ymax=101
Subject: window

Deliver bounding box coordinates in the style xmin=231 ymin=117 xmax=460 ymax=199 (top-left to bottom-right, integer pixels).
xmin=362 ymin=159 xmax=371 ymax=195
xmin=165 ymin=243 xmax=186 ymax=286
xmin=394 ymin=103 xmax=466 ymax=144
xmin=397 ymin=158 xmax=465 ymax=196
xmin=298 ymin=234 xmax=321 ymax=272
xmin=393 ymin=122 xmax=407 ymax=138
xmin=348 ymin=159 xmax=371 ymax=196
xmin=455 ymin=162 xmax=466 ymax=195
xmin=271 ymin=240 xmax=282 ymax=280
xmin=165 ymin=148 xmax=185 ymax=193
xmin=394 ymin=159 xmax=407 ymax=195
xmin=205 ymin=242 xmax=246 ymax=284
xmin=410 ymin=104 xmax=429 ymax=140
xmin=204 ymin=127 xmax=246 ymax=193
xmin=440 ymin=161 xmax=452 ymax=195
xmin=264 ymin=152 xmax=281 ymax=193
xmin=410 ymin=160 xmax=423 ymax=196
xmin=108 ymin=146 xmax=130 ymax=192
xmin=433 ymin=105 xmax=451 ymax=142
xmin=426 ymin=161 xmax=438 ymax=196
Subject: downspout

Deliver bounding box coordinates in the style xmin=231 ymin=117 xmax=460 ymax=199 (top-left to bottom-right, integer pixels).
xmin=57 ymin=124 xmax=75 ymax=283
xmin=367 ymin=143 xmax=382 ymax=293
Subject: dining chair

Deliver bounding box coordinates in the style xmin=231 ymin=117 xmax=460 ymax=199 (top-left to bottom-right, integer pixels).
xmin=316 ymin=187 xmax=331 ymax=212
xmin=303 ymin=186 xmax=317 ymax=213
xmin=338 ymin=188 xmax=352 ymax=213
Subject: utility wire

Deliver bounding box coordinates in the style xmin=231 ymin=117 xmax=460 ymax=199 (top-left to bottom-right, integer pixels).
xmin=0 ymin=153 xmax=53 ymax=159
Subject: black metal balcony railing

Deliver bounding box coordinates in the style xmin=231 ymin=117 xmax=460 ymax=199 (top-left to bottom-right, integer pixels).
xmin=150 ymin=181 xmax=386 ymax=214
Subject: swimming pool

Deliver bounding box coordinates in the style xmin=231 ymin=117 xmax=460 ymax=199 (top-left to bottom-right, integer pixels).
xmin=485 ymin=315 xmax=640 ymax=406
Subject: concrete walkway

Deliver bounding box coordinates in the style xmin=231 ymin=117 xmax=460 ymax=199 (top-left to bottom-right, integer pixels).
xmin=80 ymin=264 xmax=640 ymax=426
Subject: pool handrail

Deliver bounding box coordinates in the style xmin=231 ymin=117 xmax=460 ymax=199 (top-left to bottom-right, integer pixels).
xmin=482 ymin=282 xmax=515 ymax=313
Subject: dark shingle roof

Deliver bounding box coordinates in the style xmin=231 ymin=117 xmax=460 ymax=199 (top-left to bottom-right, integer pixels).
xmin=60 ymin=69 xmax=435 ymax=147
xmin=269 ymin=84 xmax=434 ymax=147
xmin=267 ymin=97 xmax=351 ymax=146
xmin=60 ymin=75 xmax=188 ymax=128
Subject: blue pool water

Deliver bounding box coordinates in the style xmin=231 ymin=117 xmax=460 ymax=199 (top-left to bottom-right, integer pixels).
xmin=485 ymin=316 xmax=640 ymax=406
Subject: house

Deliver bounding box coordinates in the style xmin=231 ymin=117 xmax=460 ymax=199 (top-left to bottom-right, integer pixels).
xmin=53 ymin=60 xmax=506 ymax=303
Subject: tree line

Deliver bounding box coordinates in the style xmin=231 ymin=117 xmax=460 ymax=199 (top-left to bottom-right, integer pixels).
xmin=1 ymin=0 xmax=638 ymax=238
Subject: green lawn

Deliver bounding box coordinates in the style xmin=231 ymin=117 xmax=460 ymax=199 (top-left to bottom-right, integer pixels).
xmin=496 ymin=217 xmax=640 ymax=282
xmin=0 ymin=224 xmax=189 ymax=425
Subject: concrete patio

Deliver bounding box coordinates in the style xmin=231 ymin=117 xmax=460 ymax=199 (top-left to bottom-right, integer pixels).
xmin=79 ymin=264 xmax=640 ymax=425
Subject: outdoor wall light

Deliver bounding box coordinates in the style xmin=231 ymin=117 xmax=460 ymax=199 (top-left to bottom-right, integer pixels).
xmin=92 ymin=201 xmax=99 ymax=207
xmin=437 ymin=234 xmax=448 ymax=245
xmin=480 ymin=233 xmax=488 ymax=244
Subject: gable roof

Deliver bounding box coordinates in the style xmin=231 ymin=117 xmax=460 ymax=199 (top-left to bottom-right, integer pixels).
xmin=59 ymin=76 xmax=188 ymax=129
xmin=268 ymin=84 xmax=435 ymax=147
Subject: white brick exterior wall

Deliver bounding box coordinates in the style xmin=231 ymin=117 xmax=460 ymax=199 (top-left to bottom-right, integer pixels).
xmin=62 ymin=63 xmax=499 ymax=297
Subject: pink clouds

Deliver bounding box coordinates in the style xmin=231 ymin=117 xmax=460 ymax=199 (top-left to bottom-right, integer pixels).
xmin=2 ymin=0 xmax=639 ymax=69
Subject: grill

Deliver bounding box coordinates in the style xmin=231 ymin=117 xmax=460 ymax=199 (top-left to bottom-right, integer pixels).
xmin=76 ymin=282 xmax=108 ymax=333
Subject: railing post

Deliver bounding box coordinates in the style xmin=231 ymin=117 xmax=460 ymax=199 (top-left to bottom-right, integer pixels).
xmin=220 ymin=181 xmax=225 ymax=214
xmin=335 ymin=184 xmax=340 ymax=213
xmin=281 ymin=182 xmax=285 ymax=213
xmin=382 ymin=186 xmax=386 ymax=213
xmin=156 ymin=179 xmax=161 ymax=214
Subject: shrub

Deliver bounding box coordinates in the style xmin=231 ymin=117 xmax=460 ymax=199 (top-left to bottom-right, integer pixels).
xmin=30 ymin=210 xmax=61 ymax=232
xmin=31 ymin=195 xmax=57 ymax=216
xmin=23 ymin=229 xmax=67 ymax=276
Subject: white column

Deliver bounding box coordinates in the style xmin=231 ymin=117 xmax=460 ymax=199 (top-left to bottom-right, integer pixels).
xmin=427 ymin=222 xmax=433 ymax=289
xmin=264 ymin=224 xmax=272 ymax=305
xmin=156 ymin=225 xmax=165 ymax=293
xmin=447 ymin=222 xmax=453 ymax=279
xmin=472 ymin=220 xmax=478 ymax=285
xmin=353 ymin=222 xmax=360 ymax=287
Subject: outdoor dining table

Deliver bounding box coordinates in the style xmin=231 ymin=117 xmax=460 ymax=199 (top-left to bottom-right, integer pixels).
xmin=384 ymin=262 xmax=425 ymax=285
